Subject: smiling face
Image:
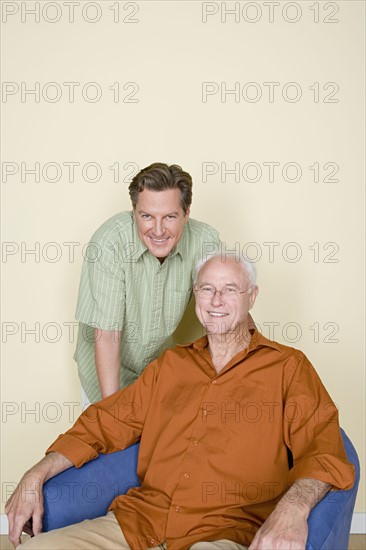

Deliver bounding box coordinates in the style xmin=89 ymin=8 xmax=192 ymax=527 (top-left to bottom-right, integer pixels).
xmin=194 ymin=256 xmax=258 ymax=336
xmin=134 ymin=188 xmax=190 ymax=261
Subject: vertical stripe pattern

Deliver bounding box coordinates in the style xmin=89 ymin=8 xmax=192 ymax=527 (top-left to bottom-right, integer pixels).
xmin=74 ymin=211 xmax=220 ymax=401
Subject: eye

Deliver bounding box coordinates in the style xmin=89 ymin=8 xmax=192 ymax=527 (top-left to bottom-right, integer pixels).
xmin=223 ymin=287 xmax=237 ymax=295
xmin=141 ymin=214 xmax=151 ymax=220
xmin=166 ymin=215 xmax=177 ymax=220
xmin=201 ymin=286 xmax=214 ymax=294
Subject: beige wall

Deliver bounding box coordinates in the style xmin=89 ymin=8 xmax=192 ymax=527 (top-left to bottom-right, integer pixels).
xmin=1 ymin=0 xmax=365 ymax=517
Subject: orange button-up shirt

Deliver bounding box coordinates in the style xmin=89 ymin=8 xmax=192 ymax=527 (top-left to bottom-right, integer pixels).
xmin=47 ymin=330 xmax=355 ymax=549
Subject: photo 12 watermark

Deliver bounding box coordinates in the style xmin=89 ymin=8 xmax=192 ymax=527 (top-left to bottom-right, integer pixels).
xmin=1 ymin=82 xmax=140 ymax=103
xmin=202 ymin=81 xmax=340 ymax=103
xmin=1 ymin=320 xmax=140 ymax=344
xmin=200 ymin=241 xmax=340 ymax=264
xmin=1 ymin=1 xmax=140 ymax=24
xmin=1 ymin=318 xmax=340 ymax=346
xmin=201 ymin=161 xmax=340 ymax=184
xmin=1 ymin=240 xmax=341 ymax=265
xmin=1 ymin=399 xmax=139 ymax=425
xmin=1 ymin=161 xmax=140 ymax=184
xmin=201 ymin=2 xmax=340 ymax=24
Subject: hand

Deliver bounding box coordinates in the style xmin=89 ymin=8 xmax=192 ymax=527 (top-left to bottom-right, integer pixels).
xmin=5 ymin=472 xmax=44 ymax=548
xmin=249 ymin=477 xmax=330 ymax=549
xmin=5 ymin=453 xmax=73 ymax=548
xmin=249 ymin=505 xmax=308 ymax=550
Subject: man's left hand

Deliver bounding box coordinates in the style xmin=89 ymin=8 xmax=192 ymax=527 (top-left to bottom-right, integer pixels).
xmin=248 ymin=504 xmax=308 ymax=549
xmin=249 ymin=478 xmax=331 ymax=550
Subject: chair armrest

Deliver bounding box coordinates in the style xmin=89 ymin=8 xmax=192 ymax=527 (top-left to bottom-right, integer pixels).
xmin=42 ymin=442 xmax=140 ymax=531
xmin=306 ymin=429 xmax=360 ymax=550
xmin=43 ymin=428 xmax=360 ymax=546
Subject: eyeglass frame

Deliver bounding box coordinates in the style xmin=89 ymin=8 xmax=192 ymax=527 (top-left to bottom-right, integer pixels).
xmin=193 ymin=284 xmax=254 ymax=301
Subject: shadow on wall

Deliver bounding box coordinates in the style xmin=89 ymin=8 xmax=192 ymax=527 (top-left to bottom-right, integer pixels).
xmin=173 ymin=296 xmax=204 ymax=345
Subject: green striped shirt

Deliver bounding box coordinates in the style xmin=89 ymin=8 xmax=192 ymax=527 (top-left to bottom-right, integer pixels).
xmin=74 ymin=211 xmax=220 ymax=402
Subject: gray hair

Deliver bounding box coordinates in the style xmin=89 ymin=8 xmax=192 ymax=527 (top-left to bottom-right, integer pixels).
xmin=194 ymin=248 xmax=257 ymax=287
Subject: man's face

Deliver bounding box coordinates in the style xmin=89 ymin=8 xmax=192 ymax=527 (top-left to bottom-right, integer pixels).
xmin=194 ymin=257 xmax=258 ymax=336
xmin=134 ymin=188 xmax=190 ymax=261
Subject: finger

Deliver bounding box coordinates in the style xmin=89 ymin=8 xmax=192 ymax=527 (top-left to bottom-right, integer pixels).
xmin=8 ymin=532 xmax=21 ymax=549
xmin=32 ymin=511 xmax=43 ymax=537
xmin=13 ymin=512 xmax=36 ymax=544
xmin=8 ymin=522 xmax=22 ymax=549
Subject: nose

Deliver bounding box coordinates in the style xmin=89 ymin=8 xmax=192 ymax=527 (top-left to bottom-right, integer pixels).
xmin=152 ymin=218 xmax=164 ymax=236
xmin=211 ymin=289 xmax=224 ymax=306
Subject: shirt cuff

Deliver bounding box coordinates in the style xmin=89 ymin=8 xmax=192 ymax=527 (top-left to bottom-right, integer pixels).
xmin=288 ymin=455 xmax=355 ymax=491
xmin=46 ymin=433 xmax=99 ymax=468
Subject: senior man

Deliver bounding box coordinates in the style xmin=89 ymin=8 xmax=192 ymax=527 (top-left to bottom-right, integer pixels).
xmin=6 ymin=252 xmax=354 ymax=550
xmin=75 ymin=162 xmax=220 ymax=404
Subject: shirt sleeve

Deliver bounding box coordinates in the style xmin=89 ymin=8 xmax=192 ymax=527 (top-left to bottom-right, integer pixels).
xmin=46 ymin=359 xmax=160 ymax=467
xmin=75 ymin=223 xmax=125 ymax=331
xmin=283 ymin=353 xmax=355 ymax=490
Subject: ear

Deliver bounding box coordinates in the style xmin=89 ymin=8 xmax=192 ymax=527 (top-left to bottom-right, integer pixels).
xmin=249 ymin=286 xmax=259 ymax=309
xmin=184 ymin=207 xmax=191 ymax=220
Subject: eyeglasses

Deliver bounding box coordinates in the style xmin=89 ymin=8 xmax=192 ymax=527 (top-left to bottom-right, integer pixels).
xmin=194 ymin=285 xmax=253 ymax=301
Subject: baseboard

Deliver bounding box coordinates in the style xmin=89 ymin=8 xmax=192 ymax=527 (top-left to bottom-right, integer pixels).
xmin=1 ymin=515 xmax=9 ymax=535
xmin=351 ymin=513 xmax=366 ymax=534
xmin=1 ymin=512 xmax=365 ymax=535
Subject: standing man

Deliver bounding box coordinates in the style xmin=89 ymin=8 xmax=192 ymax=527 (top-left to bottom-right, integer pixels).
xmin=75 ymin=163 xmax=220 ymax=403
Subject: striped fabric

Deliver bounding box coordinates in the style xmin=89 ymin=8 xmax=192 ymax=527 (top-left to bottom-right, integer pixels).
xmin=74 ymin=211 xmax=220 ymax=402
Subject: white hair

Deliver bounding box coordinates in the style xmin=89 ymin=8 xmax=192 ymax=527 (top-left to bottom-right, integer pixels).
xmin=194 ymin=247 xmax=257 ymax=287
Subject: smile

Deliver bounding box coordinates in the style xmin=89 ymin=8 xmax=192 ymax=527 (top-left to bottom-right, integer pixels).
xmin=150 ymin=237 xmax=170 ymax=244
xmin=207 ymin=312 xmax=228 ymax=317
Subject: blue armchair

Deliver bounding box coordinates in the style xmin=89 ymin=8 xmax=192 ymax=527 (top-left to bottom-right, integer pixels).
xmin=42 ymin=429 xmax=360 ymax=549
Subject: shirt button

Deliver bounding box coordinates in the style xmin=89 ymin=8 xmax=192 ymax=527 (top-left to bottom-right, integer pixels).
xmin=175 ymin=505 xmax=181 ymax=512
xmin=193 ymin=439 xmax=198 ymax=446
xmin=184 ymin=473 xmax=190 ymax=479
xmin=203 ymin=410 xmax=208 ymax=415
xmin=148 ymin=539 xmax=155 ymax=545
xmin=212 ymin=380 xmax=217 ymax=384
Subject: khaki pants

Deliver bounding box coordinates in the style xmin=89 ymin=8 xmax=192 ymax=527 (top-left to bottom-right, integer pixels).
xmin=18 ymin=511 xmax=248 ymax=550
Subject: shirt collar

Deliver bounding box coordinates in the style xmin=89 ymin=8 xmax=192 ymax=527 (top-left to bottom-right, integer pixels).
xmin=131 ymin=212 xmax=148 ymax=260
xmin=172 ymin=222 xmax=189 ymax=259
xmin=182 ymin=327 xmax=283 ymax=354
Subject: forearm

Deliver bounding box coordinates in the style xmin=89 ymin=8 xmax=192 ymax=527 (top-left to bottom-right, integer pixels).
xmin=249 ymin=478 xmax=331 ymax=549
xmin=279 ymin=478 xmax=331 ymax=517
xmin=11 ymin=452 xmax=73 ymax=500
xmin=28 ymin=451 xmax=74 ymax=483
xmin=95 ymin=329 xmax=122 ymax=398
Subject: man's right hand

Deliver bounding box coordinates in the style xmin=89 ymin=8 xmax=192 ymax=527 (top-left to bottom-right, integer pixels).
xmin=5 ymin=469 xmax=44 ymax=547
xmin=5 ymin=452 xmax=73 ymax=548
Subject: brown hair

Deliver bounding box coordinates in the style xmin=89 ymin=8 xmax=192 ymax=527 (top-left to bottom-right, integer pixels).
xmin=129 ymin=163 xmax=192 ymax=214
